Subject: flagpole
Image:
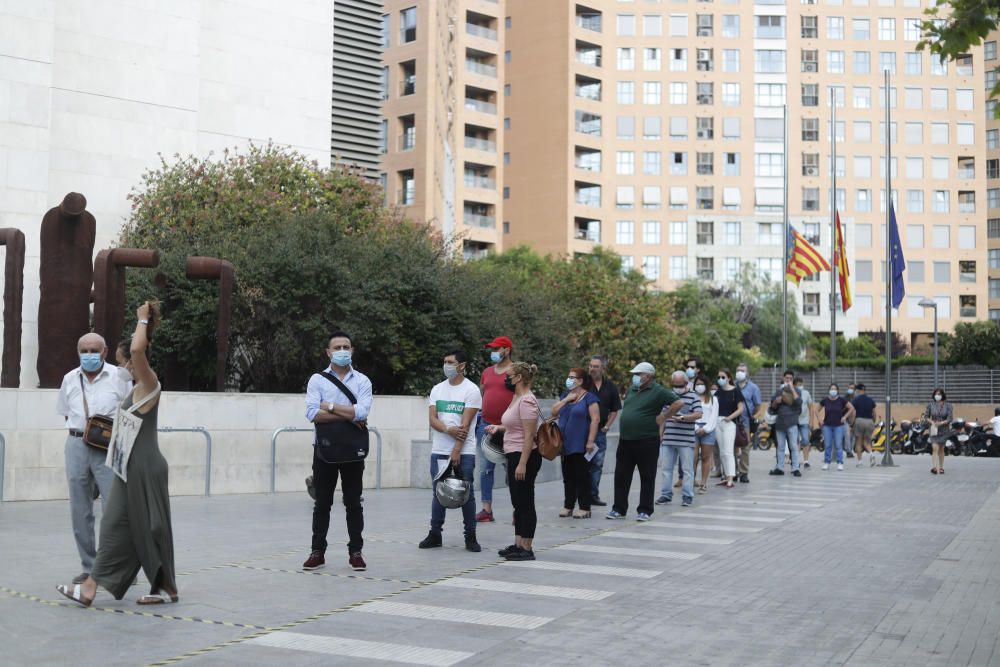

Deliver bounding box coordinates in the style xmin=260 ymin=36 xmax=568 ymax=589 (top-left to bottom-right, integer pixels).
xmin=782 ymin=104 xmax=789 ymax=370
xmin=882 ymin=69 xmax=897 ymax=467
xmin=830 ymin=91 xmax=838 ymax=382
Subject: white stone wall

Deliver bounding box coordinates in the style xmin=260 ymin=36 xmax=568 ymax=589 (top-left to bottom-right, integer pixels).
xmin=0 ymin=390 xmax=427 ymax=501
xmin=0 ymin=0 xmax=334 ymax=387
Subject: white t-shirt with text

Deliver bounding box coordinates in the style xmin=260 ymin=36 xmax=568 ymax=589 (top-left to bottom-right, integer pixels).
xmin=428 ymin=378 xmax=482 ymax=456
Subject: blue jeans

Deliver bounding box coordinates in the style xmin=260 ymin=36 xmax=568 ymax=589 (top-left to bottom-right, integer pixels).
xmin=775 ymin=427 xmax=800 ymax=471
xmin=822 ymin=424 xmax=846 ymax=464
xmin=798 ymin=425 xmax=811 ymax=449
xmin=430 ymin=454 xmax=477 ymax=535
xmin=589 ymin=430 xmax=608 ymax=498
xmin=476 ymin=417 xmax=496 ymax=504
xmin=660 ymin=444 xmax=694 ymax=502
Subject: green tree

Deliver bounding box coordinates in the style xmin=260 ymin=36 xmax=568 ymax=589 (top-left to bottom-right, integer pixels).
xmin=668 ymin=281 xmax=750 ymax=375
xmin=945 ymin=321 xmax=1000 ymax=367
xmin=731 ymin=264 xmax=809 ymax=361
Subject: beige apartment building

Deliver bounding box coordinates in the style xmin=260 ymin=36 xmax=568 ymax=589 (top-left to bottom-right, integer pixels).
xmin=381 ymin=0 xmax=990 ymax=345
xmin=987 ymin=33 xmax=1000 ymax=324
xmin=380 ymin=0 xmax=505 ymax=260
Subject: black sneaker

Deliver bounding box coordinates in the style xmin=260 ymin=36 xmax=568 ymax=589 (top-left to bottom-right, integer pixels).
xmin=846 ymin=451 xmax=855 ymax=458
xmin=418 ymin=531 xmax=442 ymax=549
xmin=465 ymin=534 xmax=482 ymax=553
xmin=504 ymin=548 xmax=535 ymax=561
xmin=768 ymin=469 xmax=785 ymax=476
xmin=498 ymin=544 xmax=519 ymax=557
xmin=739 ymin=474 xmax=749 ymax=483
xmin=591 ymin=496 xmax=608 ymax=507
xmin=792 ymin=470 xmax=802 ymax=477
xmin=655 ymin=495 xmax=671 ymax=505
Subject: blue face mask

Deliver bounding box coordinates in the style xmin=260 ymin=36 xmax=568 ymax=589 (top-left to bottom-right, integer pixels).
xmin=490 ymin=350 xmax=503 ymax=364
xmin=631 ymin=375 xmax=642 ymax=389
xmin=80 ymin=353 xmax=102 ymax=373
xmin=565 ymin=378 xmax=577 ymax=390
xmin=685 ymin=368 xmax=696 ymax=379
xmin=330 ymin=350 xmax=352 ymax=367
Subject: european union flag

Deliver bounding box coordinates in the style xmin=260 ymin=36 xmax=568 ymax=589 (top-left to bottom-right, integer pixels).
xmin=889 ymin=204 xmax=906 ymax=308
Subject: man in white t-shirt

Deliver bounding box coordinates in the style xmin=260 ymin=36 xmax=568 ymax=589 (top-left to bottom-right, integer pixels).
xmin=990 ymin=407 xmax=1000 ymax=437
xmin=421 ymin=349 xmax=483 ymax=552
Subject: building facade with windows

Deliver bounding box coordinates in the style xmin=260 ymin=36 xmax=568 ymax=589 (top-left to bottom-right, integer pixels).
xmin=986 ymin=33 xmax=1000 ymax=324
xmin=500 ymin=0 xmax=988 ymax=345
xmin=380 ymin=0 xmax=505 ymax=259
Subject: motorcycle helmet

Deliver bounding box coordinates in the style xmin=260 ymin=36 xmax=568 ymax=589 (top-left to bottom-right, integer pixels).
xmin=434 ymin=463 xmax=471 ymax=509
xmin=480 ymin=430 xmax=507 ymax=465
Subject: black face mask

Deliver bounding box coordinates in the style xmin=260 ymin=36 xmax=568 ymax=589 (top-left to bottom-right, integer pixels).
xmin=504 ymin=376 xmax=516 ymax=391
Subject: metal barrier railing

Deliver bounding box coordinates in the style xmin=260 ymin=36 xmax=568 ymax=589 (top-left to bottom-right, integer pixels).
xmin=0 ymin=431 xmax=5 ymax=503
xmin=270 ymin=426 xmax=383 ymax=493
xmin=158 ymin=427 xmax=212 ymax=496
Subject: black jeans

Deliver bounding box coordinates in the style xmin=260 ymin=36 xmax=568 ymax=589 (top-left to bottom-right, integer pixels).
xmin=506 ymin=449 xmax=542 ymax=539
xmin=311 ymin=452 xmax=365 ymax=554
xmin=562 ymin=452 xmax=591 ymax=511
xmin=613 ymin=437 xmax=660 ymax=516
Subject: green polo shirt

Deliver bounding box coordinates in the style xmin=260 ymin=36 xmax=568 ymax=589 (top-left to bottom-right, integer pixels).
xmin=619 ymin=382 xmax=680 ymax=441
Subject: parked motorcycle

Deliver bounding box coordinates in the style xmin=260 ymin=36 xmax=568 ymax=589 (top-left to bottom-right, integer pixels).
xmin=944 ymin=419 xmax=967 ymax=456
xmin=752 ymin=420 xmax=775 ymax=451
xmin=965 ymin=420 xmax=990 ymax=457
xmin=902 ymin=419 xmax=931 ymax=455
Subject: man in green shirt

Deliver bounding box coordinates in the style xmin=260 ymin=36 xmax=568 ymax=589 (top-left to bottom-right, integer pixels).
xmin=608 ymin=362 xmax=682 ymax=521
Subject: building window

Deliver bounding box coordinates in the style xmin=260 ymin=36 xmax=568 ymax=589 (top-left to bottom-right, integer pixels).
xmin=381 ymin=14 xmax=390 ymax=47
xmin=990 ymin=280 xmax=1000 ymax=299
xmin=803 ymin=293 xmax=821 ymax=316
xmin=854 ymin=87 xmax=871 ymax=109
xmin=696 ymin=257 xmax=715 ymax=280
xmin=616 ymin=151 xmax=635 ymax=175
xmin=932 ymin=191 xmax=949 ymax=213
xmin=986 ymin=41 xmax=998 ymax=61
xmin=802 ymin=84 xmax=818 ymax=107
xmin=642 ymin=220 xmax=660 ymax=244
xmin=616 ymin=115 xmax=633 ymax=139
xmin=880 ymin=52 xmax=896 ymax=75
xmin=853 ymin=17 xmax=871 ymax=40
xmin=878 ymin=17 xmax=895 ymax=40
xmin=696 ymin=152 xmax=714 ymax=175
xmin=801 ymin=16 xmax=817 ymax=38
xmin=724 ymin=152 xmax=739 ymax=176
xmin=856 ymin=189 xmax=872 ymax=212
xmin=642 ymin=186 xmax=662 ymax=209
xmin=756 ymin=153 xmax=784 ymax=177
xmin=644 ymin=47 xmax=661 ymax=71
xmin=958 ymin=191 xmax=976 ymax=213
xmin=400 ymin=7 xmax=417 ymax=43
xmin=670 ymin=151 xmax=688 ymax=175
xmin=989 ymin=218 xmax=1000 ymax=239
xmin=399 ymin=169 xmax=415 ymax=205
xmin=960 ymin=295 xmax=977 ymax=318
xmin=617 ymin=220 xmax=635 ymax=245
xmin=959 ymin=157 xmax=977 ymax=179
xmin=903 ymin=18 xmax=921 ymax=41
xmin=827 ymin=16 xmax=844 ymax=39
xmin=576 ymin=111 xmax=602 ymax=136
xmin=827 ymin=51 xmax=845 ymax=74
xmin=697 ymin=48 xmax=714 ymax=71
xmin=616 ymin=185 xmax=634 ymax=209
xmin=697 ymin=221 xmax=714 ymax=245
xmin=802 ymin=118 xmax=819 ymax=141
xmin=669 ymin=82 xmax=688 ymax=104
xmin=620 ymin=256 xmax=634 ymax=273
xmin=723 ymin=49 xmax=740 ymax=72
xmin=642 ymin=256 xmax=661 ymax=281
xmin=643 ymin=14 xmax=662 ymax=37
xmin=957 ymin=54 xmax=974 ymax=76
xmin=904 ymin=52 xmax=922 ymax=75
xmin=617 ymin=14 xmax=636 ymax=36
xmin=671 ymin=48 xmax=688 ymax=71
xmin=802 ymin=49 xmax=818 ymax=72
xmin=669 ymin=256 xmax=688 ymax=280
xmin=722 ymin=83 xmax=740 ymax=106
xmin=696 ymin=186 xmax=714 ymax=209
xmin=723 ymin=14 xmax=740 ymax=38
xmin=758 ymin=222 xmax=781 ymax=245
xmin=696 ymin=82 xmax=713 ymax=105
xmin=854 ymin=50 xmax=871 ymax=75
xmin=643 ymin=116 xmax=661 ymax=140
xmin=617 ymin=81 xmax=635 ymax=104
xmin=755 ymin=49 xmax=786 ymax=74
xmin=802 ymin=188 xmax=820 ymax=211
xmin=724 ymin=222 xmax=741 ymax=245
xmin=643 ymin=151 xmax=661 ymax=175
xmin=856 ymin=260 xmax=873 ymax=282
xmin=618 ymin=47 xmax=635 ymax=70
xmin=757 ymin=257 xmax=783 ymax=281
xmin=697 ymin=14 xmax=713 ymax=37
xmin=755 ymin=83 xmax=786 ymax=107
xmin=724 ymin=257 xmax=740 ymax=282
xmin=991 ymin=249 xmax=1000 ymax=269
xmin=960 ymin=260 xmax=976 ymax=283
xmin=755 ymin=15 xmax=785 ymax=39
xmin=802 ymin=152 xmax=819 ymax=176
xmin=643 ymin=81 xmax=661 ymax=104
xmin=696 ymin=117 xmax=713 ymax=139
xmin=906 ymin=190 xmax=924 ymax=213
xmin=669 ymin=221 xmax=688 ymax=245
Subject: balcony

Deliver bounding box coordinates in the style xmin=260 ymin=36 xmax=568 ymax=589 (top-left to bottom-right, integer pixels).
xmin=466 ymin=23 xmax=497 ymax=40
xmin=576 ymin=82 xmax=602 ymax=101
xmin=463 ymin=240 xmax=492 ymax=261
xmin=464 ymin=212 xmax=496 ymax=228
xmin=398 ymin=134 xmax=415 ymax=151
xmin=576 ymin=14 xmax=602 ymax=32
xmin=575 ymin=119 xmax=601 ymax=136
xmin=574 ymin=218 xmax=601 ymax=242
xmin=576 ymin=46 xmax=601 ymax=67
xmin=464 ymin=136 xmax=496 ymax=152
xmin=400 ymin=78 xmax=416 ymax=96
xmin=464 ymin=98 xmax=497 ymax=114
xmin=464 ymin=174 xmax=496 ymax=189
xmin=466 ymin=60 xmax=497 ymax=77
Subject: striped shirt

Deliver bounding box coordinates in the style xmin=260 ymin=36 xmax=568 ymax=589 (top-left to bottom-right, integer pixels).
xmin=661 ymin=390 xmax=702 ymax=448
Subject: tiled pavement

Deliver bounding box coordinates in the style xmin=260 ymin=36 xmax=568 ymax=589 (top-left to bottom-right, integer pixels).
xmin=1 ymin=453 xmax=998 ymax=666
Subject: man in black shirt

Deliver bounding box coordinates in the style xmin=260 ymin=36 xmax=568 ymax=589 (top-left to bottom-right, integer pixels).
xmin=587 ymin=355 xmax=621 ymax=506
xmin=851 ymin=383 xmax=879 ymax=467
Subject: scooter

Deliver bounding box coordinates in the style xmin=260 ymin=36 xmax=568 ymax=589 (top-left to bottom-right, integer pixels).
xmin=904 ymin=419 xmax=931 ymax=455
xmin=752 ymin=420 xmax=775 ymax=451
xmin=944 ymin=419 xmax=967 ymax=456
xmin=965 ymin=420 xmax=989 ymax=457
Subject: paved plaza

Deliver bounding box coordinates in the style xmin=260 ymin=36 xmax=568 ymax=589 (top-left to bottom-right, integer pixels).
xmin=2 ymin=452 xmax=999 ymax=667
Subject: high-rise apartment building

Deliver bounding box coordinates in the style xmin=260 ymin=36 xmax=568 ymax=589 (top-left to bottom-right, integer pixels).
xmin=380 ymin=0 xmax=505 ymax=259
xmin=986 ymin=33 xmax=1000 ymax=324
xmin=332 ymin=0 xmax=386 ymax=179
xmin=382 ymin=0 xmax=989 ymax=344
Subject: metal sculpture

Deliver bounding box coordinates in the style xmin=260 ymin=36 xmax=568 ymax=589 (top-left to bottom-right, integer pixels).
xmin=0 ymin=228 xmax=25 ymax=387
xmin=37 ymin=193 xmax=96 ymax=388
xmin=186 ymin=257 xmax=235 ymax=392
xmin=93 ymin=248 xmax=160 ymax=357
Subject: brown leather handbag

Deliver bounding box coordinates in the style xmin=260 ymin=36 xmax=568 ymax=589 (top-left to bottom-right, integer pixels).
xmin=536 ymin=418 xmax=564 ymax=461
xmin=79 ymin=374 xmax=114 ymax=451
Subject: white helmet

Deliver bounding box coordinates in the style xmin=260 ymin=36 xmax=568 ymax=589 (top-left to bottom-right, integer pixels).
xmin=434 ymin=464 xmax=471 ymax=509
xmin=479 ymin=430 xmax=507 ymax=465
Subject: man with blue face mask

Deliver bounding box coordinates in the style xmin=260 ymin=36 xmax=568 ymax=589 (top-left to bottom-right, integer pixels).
xmin=56 ymin=332 xmax=131 ymax=584
xmin=303 ymin=331 xmax=374 ymax=573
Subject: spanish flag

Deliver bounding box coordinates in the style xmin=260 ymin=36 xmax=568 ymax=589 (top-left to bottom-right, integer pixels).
xmin=785 ymin=225 xmax=831 ymax=285
xmin=835 ymin=211 xmax=852 ymax=312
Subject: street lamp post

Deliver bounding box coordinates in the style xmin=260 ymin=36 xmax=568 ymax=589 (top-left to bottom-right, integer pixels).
xmin=919 ymin=298 xmax=938 ymax=389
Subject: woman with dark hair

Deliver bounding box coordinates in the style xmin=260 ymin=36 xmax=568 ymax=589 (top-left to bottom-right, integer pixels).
xmin=925 ymin=387 xmax=952 ymax=474
xmin=57 ymin=301 xmax=177 ymax=606
xmin=713 ymin=369 xmax=744 ymax=489
xmin=693 ymin=375 xmax=719 ymax=494
xmin=551 ymin=367 xmax=599 ymax=518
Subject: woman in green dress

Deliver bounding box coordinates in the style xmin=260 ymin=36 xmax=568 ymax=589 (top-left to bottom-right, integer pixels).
xmin=57 ymin=301 xmax=178 ymax=606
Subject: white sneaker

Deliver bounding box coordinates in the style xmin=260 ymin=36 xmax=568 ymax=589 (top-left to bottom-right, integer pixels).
xmin=837 ymin=463 xmax=844 ymax=471
xmin=870 ymin=456 xmax=878 ymax=467
xmin=856 ymin=461 xmax=863 ymax=468
xmin=822 ymin=463 xmax=830 ymax=471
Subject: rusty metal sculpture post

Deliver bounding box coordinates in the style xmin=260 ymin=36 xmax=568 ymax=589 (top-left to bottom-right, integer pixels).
xmin=93 ymin=248 xmax=160 ymax=356
xmin=186 ymin=257 xmax=235 ymax=391
xmin=37 ymin=193 xmax=96 ymax=388
xmin=0 ymin=228 xmax=25 ymax=387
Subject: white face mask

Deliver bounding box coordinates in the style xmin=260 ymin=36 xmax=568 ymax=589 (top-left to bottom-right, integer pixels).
xmin=695 ymin=384 xmax=706 ymax=394
xmin=829 ymin=389 xmax=838 ymax=398
xmin=735 ymin=371 xmax=747 ymax=383
xmin=934 ymin=394 xmax=943 ymax=402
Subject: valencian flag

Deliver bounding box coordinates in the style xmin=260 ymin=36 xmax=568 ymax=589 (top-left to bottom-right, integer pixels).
xmin=890 ymin=203 xmax=906 ymax=308
xmin=834 ymin=211 xmax=852 ymax=312
xmin=785 ymin=225 xmax=831 ymax=285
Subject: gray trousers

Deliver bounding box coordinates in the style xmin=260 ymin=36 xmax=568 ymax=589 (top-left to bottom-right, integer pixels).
xmin=65 ymin=435 xmax=115 ymax=572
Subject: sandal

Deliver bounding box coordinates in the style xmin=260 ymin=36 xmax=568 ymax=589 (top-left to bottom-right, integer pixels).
xmin=725 ymin=481 xmax=734 ymax=488
xmin=931 ymin=468 xmax=939 ymax=474
xmin=137 ymin=592 xmax=179 ymax=605
xmin=572 ymin=510 xmax=591 ymax=519
xmin=715 ymin=479 xmax=728 ymax=486
xmin=56 ymin=583 xmax=94 ymax=608
xmin=938 ymin=469 xmax=945 ymax=475
xmin=697 ymin=485 xmax=707 ymax=494
xmin=559 ymin=508 xmax=572 ymax=518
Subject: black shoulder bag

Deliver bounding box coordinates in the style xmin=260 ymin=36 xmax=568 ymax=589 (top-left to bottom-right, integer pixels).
xmin=314 ymin=372 xmax=369 ymax=464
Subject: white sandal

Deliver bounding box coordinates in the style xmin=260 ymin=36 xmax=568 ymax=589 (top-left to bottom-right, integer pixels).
xmin=56 ymin=583 xmax=94 ymax=607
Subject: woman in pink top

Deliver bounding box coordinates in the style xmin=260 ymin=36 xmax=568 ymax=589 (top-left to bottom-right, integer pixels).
xmin=486 ymin=361 xmax=541 ymax=561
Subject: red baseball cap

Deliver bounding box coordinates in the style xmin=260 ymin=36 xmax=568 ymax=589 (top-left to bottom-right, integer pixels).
xmin=485 ymin=336 xmax=513 ymax=349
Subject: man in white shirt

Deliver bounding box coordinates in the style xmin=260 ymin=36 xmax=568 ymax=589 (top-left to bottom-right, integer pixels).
xmin=56 ymin=333 xmax=131 ymax=584
xmin=990 ymin=408 xmax=1000 ymax=437
xmin=420 ymin=349 xmax=482 ymax=552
